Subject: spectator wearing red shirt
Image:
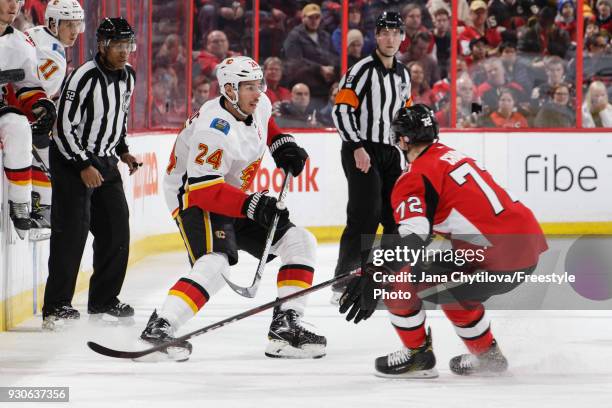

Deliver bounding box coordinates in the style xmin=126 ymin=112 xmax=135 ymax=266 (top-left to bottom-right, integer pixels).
xmin=597 ymin=0 xmax=612 ymax=33
xmin=263 ymin=57 xmax=291 ymax=106
xmin=458 ymin=0 xmax=503 ymax=56
xmin=398 ymin=3 xmax=434 ymax=54
xmin=555 ymin=0 xmax=577 ymax=42
xmin=486 ymin=88 xmax=528 ymax=128
xmin=196 ymin=30 xmax=239 ymax=79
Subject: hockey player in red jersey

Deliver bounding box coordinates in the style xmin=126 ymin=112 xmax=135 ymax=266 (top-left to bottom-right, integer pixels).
xmin=140 ymin=56 xmax=326 ymax=360
xmin=340 ymin=104 xmax=548 ymax=378
xmin=0 ymin=0 xmax=56 ymax=239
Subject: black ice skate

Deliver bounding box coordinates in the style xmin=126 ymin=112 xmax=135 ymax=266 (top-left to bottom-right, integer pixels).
xmin=88 ymin=300 xmax=135 ymax=326
xmin=139 ymin=310 xmax=193 ymax=362
xmin=42 ymin=304 xmax=80 ymax=331
xmin=375 ymin=328 xmax=438 ymax=378
xmin=9 ymin=200 xmax=32 ymax=240
xmin=265 ymin=306 xmax=326 ymax=359
xmin=449 ymin=340 xmax=508 ymax=376
xmin=30 ymin=192 xmax=51 ymax=241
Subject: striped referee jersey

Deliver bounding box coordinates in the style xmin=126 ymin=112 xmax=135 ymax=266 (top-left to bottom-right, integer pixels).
xmin=333 ymin=51 xmax=412 ymax=147
xmin=54 ymin=54 xmax=135 ymax=170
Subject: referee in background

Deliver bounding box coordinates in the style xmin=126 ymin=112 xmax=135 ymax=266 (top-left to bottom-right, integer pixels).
xmin=42 ymin=17 xmax=141 ymax=329
xmin=331 ymin=11 xmax=412 ymax=301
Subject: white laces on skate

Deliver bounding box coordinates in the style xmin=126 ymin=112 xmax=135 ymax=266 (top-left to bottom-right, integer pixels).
xmin=459 ymin=354 xmax=479 ymax=370
xmin=286 ymin=310 xmax=318 ymax=336
xmin=388 ymin=348 xmax=412 ymax=366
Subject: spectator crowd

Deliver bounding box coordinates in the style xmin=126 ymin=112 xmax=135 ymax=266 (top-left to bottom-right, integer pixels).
xmin=17 ymin=0 xmax=611 ymax=129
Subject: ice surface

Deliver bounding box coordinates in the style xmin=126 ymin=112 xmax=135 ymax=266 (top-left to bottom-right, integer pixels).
xmin=1 ymin=243 xmax=611 ymax=408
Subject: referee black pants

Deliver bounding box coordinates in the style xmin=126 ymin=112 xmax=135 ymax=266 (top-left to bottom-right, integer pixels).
xmin=43 ymin=143 xmax=130 ymax=314
xmin=334 ymin=141 xmax=403 ymax=281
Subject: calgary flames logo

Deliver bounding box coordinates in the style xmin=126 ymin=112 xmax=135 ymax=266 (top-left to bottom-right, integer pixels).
xmin=240 ymin=158 xmax=262 ymax=191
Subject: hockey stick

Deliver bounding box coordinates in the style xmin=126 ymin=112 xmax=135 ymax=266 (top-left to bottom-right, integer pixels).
xmin=31 ymin=147 xmax=51 ymax=180
xmin=0 ymin=69 xmax=25 ymax=85
xmin=87 ymin=270 xmax=357 ymax=360
xmin=222 ymin=170 xmax=293 ymax=298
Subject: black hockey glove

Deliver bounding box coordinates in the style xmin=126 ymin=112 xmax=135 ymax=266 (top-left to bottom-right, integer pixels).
xmin=242 ymin=191 xmax=290 ymax=229
xmin=31 ymin=98 xmax=56 ymax=148
xmin=269 ymin=134 xmax=309 ymax=176
xmin=339 ymin=263 xmax=390 ymax=324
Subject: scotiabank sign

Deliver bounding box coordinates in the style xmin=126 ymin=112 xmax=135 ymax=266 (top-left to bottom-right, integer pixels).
xmin=247 ymin=159 xmax=319 ymax=193
xmin=132 ymin=152 xmax=159 ymax=199
xmin=507 ymin=134 xmax=612 ymax=222
xmin=243 ymin=132 xmax=347 ymax=226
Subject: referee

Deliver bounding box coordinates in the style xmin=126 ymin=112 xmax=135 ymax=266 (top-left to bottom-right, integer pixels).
xmin=42 ymin=17 xmax=140 ymax=329
xmin=332 ymin=11 xmax=412 ymax=299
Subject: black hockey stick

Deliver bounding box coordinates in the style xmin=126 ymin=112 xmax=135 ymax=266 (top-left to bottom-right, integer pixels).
xmin=31 ymin=147 xmax=51 ymax=180
xmin=87 ymin=270 xmax=357 ymax=360
xmin=0 ymin=69 xmax=25 ymax=85
xmin=221 ymin=170 xmax=293 ymax=298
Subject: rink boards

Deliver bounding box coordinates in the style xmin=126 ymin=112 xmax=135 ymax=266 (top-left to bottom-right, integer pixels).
xmin=1 ymin=130 xmax=612 ymax=330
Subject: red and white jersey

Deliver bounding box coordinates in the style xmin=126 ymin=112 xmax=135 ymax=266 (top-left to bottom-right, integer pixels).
xmin=25 ymin=26 xmax=67 ymax=98
xmin=0 ymin=25 xmax=47 ymax=113
xmin=391 ymin=142 xmax=548 ymax=270
xmin=164 ymin=94 xmax=276 ymax=218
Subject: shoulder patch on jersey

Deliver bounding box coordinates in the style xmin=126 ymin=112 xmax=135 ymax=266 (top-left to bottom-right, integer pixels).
xmin=210 ymin=118 xmax=230 ymax=135
xmin=52 ymin=43 xmax=66 ymax=59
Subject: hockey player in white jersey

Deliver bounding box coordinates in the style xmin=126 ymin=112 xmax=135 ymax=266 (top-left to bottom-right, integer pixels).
xmin=140 ymin=56 xmax=326 ymax=360
xmin=0 ymin=0 xmax=56 ymax=239
xmin=24 ymin=0 xmax=84 ymax=237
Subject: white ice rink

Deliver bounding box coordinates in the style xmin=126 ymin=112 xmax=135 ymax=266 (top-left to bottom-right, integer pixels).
xmin=1 ymin=243 xmax=611 ymax=408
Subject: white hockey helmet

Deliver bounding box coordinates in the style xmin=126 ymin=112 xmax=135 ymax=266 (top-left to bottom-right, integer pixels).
xmin=45 ymin=0 xmax=85 ymax=33
xmin=216 ymin=56 xmax=266 ymax=116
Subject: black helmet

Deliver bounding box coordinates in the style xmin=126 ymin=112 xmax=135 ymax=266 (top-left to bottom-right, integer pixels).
xmin=391 ymin=104 xmax=439 ymax=145
xmin=376 ymin=11 xmax=404 ymax=34
xmin=96 ymin=17 xmax=135 ymax=43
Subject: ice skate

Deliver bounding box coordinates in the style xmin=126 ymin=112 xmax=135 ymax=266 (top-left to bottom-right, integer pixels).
xmin=265 ymin=306 xmax=326 ymax=359
xmin=88 ymin=300 xmax=135 ymax=326
xmin=9 ymin=200 xmax=32 ymax=240
xmin=42 ymin=304 xmax=80 ymax=331
xmin=449 ymin=340 xmax=508 ymax=376
xmin=139 ymin=310 xmax=192 ymax=362
xmin=374 ymin=328 xmax=438 ymax=378
xmin=30 ymin=191 xmax=51 ymax=240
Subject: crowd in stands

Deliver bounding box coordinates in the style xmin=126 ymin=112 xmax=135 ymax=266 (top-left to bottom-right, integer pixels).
xmin=451 ymin=0 xmax=612 ymax=128
xmin=13 ymin=0 xmax=612 ymax=129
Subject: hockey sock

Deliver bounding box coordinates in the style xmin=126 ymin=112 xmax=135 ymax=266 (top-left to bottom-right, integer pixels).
xmin=159 ymin=253 xmax=228 ymax=329
xmin=442 ymin=302 xmax=493 ymax=354
xmin=271 ymin=227 xmax=316 ymax=314
xmin=388 ymin=307 xmax=427 ymax=349
xmin=276 ymin=264 xmax=314 ymax=315
xmin=1 ymin=113 xmax=32 ymax=203
xmin=4 ymin=166 xmax=32 ymax=202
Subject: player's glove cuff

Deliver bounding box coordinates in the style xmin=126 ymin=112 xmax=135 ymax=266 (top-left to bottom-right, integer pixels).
xmin=269 ymin=133 xmax=309 ymax=176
